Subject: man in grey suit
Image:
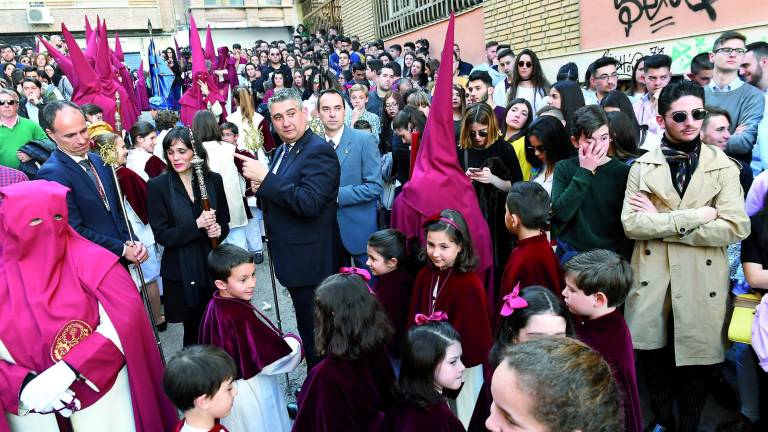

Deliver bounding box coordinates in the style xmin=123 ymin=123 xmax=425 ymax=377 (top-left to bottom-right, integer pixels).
xmin=318 ymin=89 xmax=382 ymax=269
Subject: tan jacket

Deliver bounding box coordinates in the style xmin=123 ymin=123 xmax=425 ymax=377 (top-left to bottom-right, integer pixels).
xmin=621 ymin=144 xmax=750 ymax=366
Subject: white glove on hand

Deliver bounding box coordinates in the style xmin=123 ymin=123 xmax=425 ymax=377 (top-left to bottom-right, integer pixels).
xmin=20 ymin=361 xmax=77 ymax=414
xmin=49 ymin=389 xmax=81 ymax=417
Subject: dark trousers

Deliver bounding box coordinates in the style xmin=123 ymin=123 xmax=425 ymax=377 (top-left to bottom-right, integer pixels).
xmin=182 ymin=304 xmax=206 ymax=347
xmin=637 ymin=315 xmax=712 ymax=432
xmin=288 ymin=285 xmax=321 ymax=371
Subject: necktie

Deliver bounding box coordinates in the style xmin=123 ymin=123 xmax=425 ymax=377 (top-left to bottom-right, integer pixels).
xmin=78 ymin=159 xmax=110 ymax=210
xmin=276 ymin=145 xmax=294 ymax=175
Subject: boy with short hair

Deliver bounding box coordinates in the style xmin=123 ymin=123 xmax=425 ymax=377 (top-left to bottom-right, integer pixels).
xmin=562 ymin=249 xmax=642 ymax=432
xmin=163 ymin=345 xmax=238 ymax=432
xmin=498 ymin=181 xmax=563 ymax=317
xmin=199 ymin=244 xmax=303 ymax=432
xmin=551 ymin=105 xmax=631 ymax=262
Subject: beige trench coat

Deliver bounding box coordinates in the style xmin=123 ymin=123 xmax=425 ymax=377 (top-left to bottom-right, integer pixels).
xmin=621 ymin=144 xmax=750 ymax=366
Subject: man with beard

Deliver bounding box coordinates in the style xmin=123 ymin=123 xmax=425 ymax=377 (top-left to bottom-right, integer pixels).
xmin=740 ymin=41 xmax=768 ymax=173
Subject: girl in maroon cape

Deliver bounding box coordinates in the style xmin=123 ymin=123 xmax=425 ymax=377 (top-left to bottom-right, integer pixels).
xmin=293 ymin=272 xmax=395 ymax=431
xmin=467 ymin=286 xmax=572 ymax=432
xmin=407 ymin=209 xmax=493 ymax=427
xmin=383 ymin=321 xmax=466 ymax=432
xmin=366 ymin=229 xmax=417 ymax=371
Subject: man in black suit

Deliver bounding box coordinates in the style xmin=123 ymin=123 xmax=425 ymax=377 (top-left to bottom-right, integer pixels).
xmin=36 ymin=100 xmax=147 ymax=265
xmin=238 ymin=88 xmax=340 ymax=370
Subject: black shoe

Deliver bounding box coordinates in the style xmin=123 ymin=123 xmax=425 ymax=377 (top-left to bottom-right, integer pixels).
xmin=156 ymin=320 xmax=167 ymax=332
xmin=254 ymin=252 xmax=264 ymax=264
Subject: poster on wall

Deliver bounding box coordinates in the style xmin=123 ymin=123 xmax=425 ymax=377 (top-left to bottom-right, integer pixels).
xmin=580 ymin=0 xmax=768 ymax=50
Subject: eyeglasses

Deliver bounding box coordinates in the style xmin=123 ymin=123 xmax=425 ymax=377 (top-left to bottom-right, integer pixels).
xmin=595 ymin=73 xmax=619 ymax=81
xmin=468 ymin=129 xmax=488 ymax=138
xmin=666 ymin=108 xmax=707 ymax=123
xmin=0 ymin=100 xmax=18 ymax=106
xmin=715 ymin=47 xmax=747 ymax=56
xmin=385 ymin=102 xmax=399 ymax=109
xmin=518 ymin=61 xmax=532 ymax=68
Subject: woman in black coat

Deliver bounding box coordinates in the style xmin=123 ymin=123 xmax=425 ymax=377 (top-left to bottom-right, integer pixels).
xmin=147 ymin=126 xmax=230 ymax=346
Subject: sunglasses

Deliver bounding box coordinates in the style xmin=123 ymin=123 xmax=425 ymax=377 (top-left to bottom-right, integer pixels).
xmin=518 ymin=61 xmax=532 ymax=68
xmin=667 ymin=108 xmax=707 ymax=124
xmin=469 ymin=130 xmax=488 ymax=138
xmin=0 ymin=100 xmax=17 ymax=106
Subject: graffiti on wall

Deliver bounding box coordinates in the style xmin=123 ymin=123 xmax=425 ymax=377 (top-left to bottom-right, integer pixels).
xmin=614 ymin=0 xmax=717 ymax=37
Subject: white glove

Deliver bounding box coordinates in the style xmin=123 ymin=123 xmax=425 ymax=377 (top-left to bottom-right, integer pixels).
xmin=49 ymin=389 xmax=81 ymax=417
xmin=20 ymin=361 xmax=77 ymax=414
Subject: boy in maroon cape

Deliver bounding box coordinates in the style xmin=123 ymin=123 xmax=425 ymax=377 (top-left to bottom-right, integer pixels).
xmin=562 ymin=249 xmax=642 ymax=432
xmin=199 ymin=244 xmax=302 ymax=432
xmin=163 ymin=345 xmax=238 ymax=432
xmin=0 ymin=180 xmax=177 ymax=431
xmin=498 ymin=181 xmax=563 ymax=321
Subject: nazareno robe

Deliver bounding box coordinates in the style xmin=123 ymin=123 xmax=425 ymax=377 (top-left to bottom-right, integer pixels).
xmin=372 ymin=268 xmax=413 ymax=359
xmin=497 ymin=232 xmax=563 ymax=324
xmin=383 ymin=401 xmax=466 ymax=431
xmin=199 ymin=292 xmax=292 ymax=380
xmin=408 ymin=267 xmax=493 ymax=368
xmin=293 ymin=348 xmax=395 ymax=431
xmin=575 ymin=309 xmax=642 ymax=432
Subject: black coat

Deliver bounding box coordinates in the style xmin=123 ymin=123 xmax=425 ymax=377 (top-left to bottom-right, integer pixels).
xmin=257 ymin=129 xmax=340 ymax=288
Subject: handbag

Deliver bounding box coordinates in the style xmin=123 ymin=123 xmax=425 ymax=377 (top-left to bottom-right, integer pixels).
xmin=728 ymin=292 xmax=763 ymax=344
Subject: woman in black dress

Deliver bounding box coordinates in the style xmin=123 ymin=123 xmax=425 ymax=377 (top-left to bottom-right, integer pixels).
xmin=147 ymin=126 xmax=230 ymax=346
xmin=457 ymin=103 xmax=523 ymax=286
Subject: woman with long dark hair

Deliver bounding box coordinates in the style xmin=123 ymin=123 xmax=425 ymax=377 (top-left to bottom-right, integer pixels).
xmin=506 ymin=49 xmax=551 ymax=115
xmin=147 ymin=127 xmax=230 ymax=345
xmin=549 ymin=79 xmax=585 ymax=134
xmin=502 ymin=98 xmax=534 ymax=180
xmin=239 ymin=62 xmax=264 ymax=101
xmin=605 ymin=111 xmax=643 ymax=163
xmin=410 ymin=58 xmax=428 ymax=89
xmin=525 ymin=116 xmax=573 ymax=195
xmin=452 ymin=84 xmax=467 ymax=144
xmin=392 ymin=106 xmax=427 ymax=186
xmin=627 ymin=56 xmax=646 ymax=103
xmin=601 ymin=90 xmax=661 ymax=150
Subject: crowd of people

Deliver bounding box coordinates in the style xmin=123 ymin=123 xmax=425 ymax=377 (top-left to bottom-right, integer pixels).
xmin=1 ymin=13 xmax=768 ymax=432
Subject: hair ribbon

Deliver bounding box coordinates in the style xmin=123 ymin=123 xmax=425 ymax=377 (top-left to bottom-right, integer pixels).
xmin=421 ymin=212 xmax=461 ymax=231
xmin=414 ymin=311 xmax=448 ymax=325
xmin=499 ymin=283 xmax=529 ymax=316
xmin=339 ymin=267 xmax=373 ymax=293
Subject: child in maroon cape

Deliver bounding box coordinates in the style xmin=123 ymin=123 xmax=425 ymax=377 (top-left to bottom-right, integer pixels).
xmin=562 ymin=250 xmax=642 ymax=432
xmin=163 ymin=345 xmax=237 ymax=432
xmin=366 ymin=229 xmax=417 ymax=371
xmin=383 ymin=321 xmax=466 ymax=431
xmin=467 ymin=286 xmax=572 ymax=432
xmin=407 ymin=209 xmax=493 ymax=427
xmin=199 ymin=245 xmax=303 ymax=432
xmin=293 ymin=271 xmax=396 ymax=431
xmin=499 ymin=181 xmax=563 ymax=322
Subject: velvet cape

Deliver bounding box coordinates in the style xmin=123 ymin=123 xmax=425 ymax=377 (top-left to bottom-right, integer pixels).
xmin=293 ymin=348 xmax=395 ymax=431
xmin=116 ymin=166 xmax=150 ymax=224
xmin=383 ymin=401 xmax=466 ymax=432
xmin=199 ymin=291 xmax=292 ymax=380
xmin=575 ymin=309 xmax=642 ymax=432
xmin=408 ymin=267 xmax=493 ymax=368
xmin=372 ymin=267 xmax=413 ymax=359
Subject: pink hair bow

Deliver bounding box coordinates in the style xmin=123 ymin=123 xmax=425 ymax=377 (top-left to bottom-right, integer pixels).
xmin=339 ymin=267 xmax=373 ymax=293
xmin=500 ymin=283 xmax=529 ymax=316
xmin=414 ymin=311 xmax=448 ymax=325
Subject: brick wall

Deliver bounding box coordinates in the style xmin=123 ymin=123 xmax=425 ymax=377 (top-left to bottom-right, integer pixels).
xmin=483 ymin=0 xmax=580 ymax=57
xmin=339 ymin=0 xmax=375 ymax=42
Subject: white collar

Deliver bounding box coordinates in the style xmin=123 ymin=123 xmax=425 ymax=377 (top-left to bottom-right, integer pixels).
xmin=324 ymin=125 xmax=345 ymax=147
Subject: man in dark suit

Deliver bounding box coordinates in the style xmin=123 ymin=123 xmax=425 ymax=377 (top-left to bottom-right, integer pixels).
xmin=317 ymin=89 xmax=382 ymax=269
xmin=237 ymin=88 xmax=340 ymax=370
xmin=36 ymin=100 xmax=147 ymax=264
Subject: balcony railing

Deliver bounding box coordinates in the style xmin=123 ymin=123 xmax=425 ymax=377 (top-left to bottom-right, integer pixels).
xmin=302 ymin=0 xmax=341 ymax=35
xmin=375 ymin=0 xmax=481 ymax=39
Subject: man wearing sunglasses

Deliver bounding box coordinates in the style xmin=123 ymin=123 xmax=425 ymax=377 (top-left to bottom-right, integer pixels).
xmin=0 ymin=88 xmax=47 ymax=170
xmin=704 ymin=30 xmax=764 ymax=171
xmin=622 ymin=80 xmax=750 ymax=432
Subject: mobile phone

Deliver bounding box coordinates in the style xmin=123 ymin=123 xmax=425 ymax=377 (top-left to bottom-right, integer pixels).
xmin=468 ymin=168 xmax=481 ymax=173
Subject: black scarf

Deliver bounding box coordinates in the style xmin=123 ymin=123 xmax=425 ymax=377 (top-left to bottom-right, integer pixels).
xmin=660 ymin=135 xmax=700 ymax=197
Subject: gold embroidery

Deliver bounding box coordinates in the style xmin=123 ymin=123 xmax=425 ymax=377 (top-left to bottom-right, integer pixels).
xmin=50 ymin=320 xmax=93 ymax=362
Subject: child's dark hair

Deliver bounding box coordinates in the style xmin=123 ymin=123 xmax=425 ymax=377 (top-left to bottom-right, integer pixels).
xmin=492 ymin=286 xmax=573 ymax=365
xmin=163 ymin=345 xmax=236 ymax=412
xmin=421 ymin=209 xmax=477 ymax=273
xmin=506 ymin=182 xmax=550 ymax=230
xmin=367 ymin=228 xmax=421 ymax=274
xmin=570 ymin=105 xmax=608 ymax=140
xmin=353 ymin=119 xmax=372 ymax=130
xmin=314 ymin=273 xmax=393 ymax=360
xmin=81 ymin=103 xmax=103 ymax=117
xmin=393 ymin=321 xmax=461 ymax=408
xmin=220 ymin=121 xmax=239 ymax=135
xmin=563 ymin=249 xmax=633 ymax=307
xmin=208 ymin=244 xmax=254 ymax=282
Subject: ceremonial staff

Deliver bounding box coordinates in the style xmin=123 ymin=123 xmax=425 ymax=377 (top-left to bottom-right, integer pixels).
xmin=101 ymin=92 xmax=165 ymax=363
xmin=188 ymin=130 xmax=218 ymax=248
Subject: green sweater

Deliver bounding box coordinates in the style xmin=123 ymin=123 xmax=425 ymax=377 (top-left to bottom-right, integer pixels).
xmin=551 ymin=156 xmax=630 ymax=255
xmin=0 ymin=117 xmax=47 ymax=169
